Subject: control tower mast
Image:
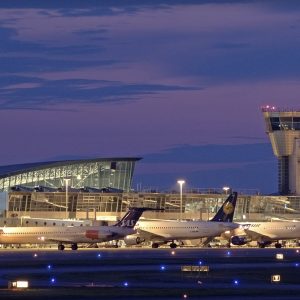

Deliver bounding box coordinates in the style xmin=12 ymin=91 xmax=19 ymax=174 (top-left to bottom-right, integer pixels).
xmin=262 ymin=106 xmax=300 ymax=195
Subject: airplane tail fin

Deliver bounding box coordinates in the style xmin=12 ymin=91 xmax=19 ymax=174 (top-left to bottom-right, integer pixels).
xmin=210 ymin=192 xmax=238 ymax=222
xmin=114 ymin=207 xmax=162 ymax=228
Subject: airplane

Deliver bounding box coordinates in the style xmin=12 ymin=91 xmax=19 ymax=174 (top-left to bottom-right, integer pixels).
xmin=228 ymin=221 xmax=300 ymax=248
xmin=123 ymin=192 xmax=239 ymax=248
xmin=0 ymin=207 xmax=153 ymax=251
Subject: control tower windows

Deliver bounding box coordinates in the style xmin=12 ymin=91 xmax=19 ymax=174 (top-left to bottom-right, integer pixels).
xmin=269 ymin=117 xmax=300 ymax=131
xmin=293 ymin=118 xmax=300 ymax=130
xmin=270 ymin=117 xmax=280 ymax=130
xmin=280 ymin=117 xmax=292 ymax=130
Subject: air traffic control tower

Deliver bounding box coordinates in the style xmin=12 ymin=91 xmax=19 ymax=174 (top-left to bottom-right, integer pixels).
xmin=262 ymin=106 xmax=300 ymax=195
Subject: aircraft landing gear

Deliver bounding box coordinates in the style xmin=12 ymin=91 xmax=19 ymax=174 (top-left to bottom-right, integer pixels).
xmin=58 ymin=244 xmax=65 ymax=251
xmin=275 ymin=242 xmax=282 ymax=249
xmin=258 ymin=241 xmax=272 ymax=248
xmin=71 ymin=243 xmax=78 ymax=250
xmin=152 ymin=243 xmax=159 ymax=248
xmin=169 ymin=242 xmax=177 ymax=249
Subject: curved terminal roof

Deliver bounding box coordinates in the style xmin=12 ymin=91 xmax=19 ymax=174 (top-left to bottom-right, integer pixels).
xmin=0 ymin=157 xmax=141 ymax=192
xmin=0 ymin=157 xmax=141 ymax=179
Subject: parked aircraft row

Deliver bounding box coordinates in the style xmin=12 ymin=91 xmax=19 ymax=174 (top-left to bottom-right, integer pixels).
xmin=0 ymin=193 xmax=238 ymax=250
xmin=0 ymin=192 xmax=300 ymax=250
xmin=129 ymin=192 xmax=300 ymax=249
xmin=125 ymin=192 xmax=238 ymax=248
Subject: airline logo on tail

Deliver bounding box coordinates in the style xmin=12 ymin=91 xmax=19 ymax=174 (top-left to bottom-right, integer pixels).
xmin=119 ymin=219 xmax=138 ymax=228
xmin=223 ymin=202 xmax=234 ymax=215
xmin=114 ymin=207 xmax=162 ymax=228
xmin=210 ymin=192 xmax=238 ymax=222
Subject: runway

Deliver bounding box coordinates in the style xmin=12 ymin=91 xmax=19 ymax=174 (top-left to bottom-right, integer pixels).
xmin=0 ymin=248 xmax=300 ymax=299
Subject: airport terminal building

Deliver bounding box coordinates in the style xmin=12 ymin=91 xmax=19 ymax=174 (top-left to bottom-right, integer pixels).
xmin=0 ymin=157 xmax=300 ymax=226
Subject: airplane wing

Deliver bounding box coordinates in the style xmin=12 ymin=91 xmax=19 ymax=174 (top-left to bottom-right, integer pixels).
xmin=238 ymin=224 xmax=275 ymax=242
xmin=137 ymin=228 xmax=173 ymax=241
xmin=46 ymin=237 xmax=77 ymax=243
xmin=243 ymin=229 xmax=275 ymax=241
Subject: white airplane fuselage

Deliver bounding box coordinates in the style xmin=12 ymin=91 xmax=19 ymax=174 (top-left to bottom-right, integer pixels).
xmin=136 ymin=220 xmax=238 ymax=241
xmin=0 ymin=226 xmax=135 ymax=245
xmin=236 ymin=221 xmax=300 ymax=241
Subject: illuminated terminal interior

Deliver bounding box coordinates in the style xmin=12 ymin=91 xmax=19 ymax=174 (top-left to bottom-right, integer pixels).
xmin=0 ymin=157 xmax=140 ymax=193
xmin=0 ymin=138 xmax=300 ymax=227
xmin=4 ymin=190 xmax=300 ymax=225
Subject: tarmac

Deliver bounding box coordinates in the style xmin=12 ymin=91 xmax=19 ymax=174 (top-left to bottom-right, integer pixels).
xmin=0 ymin=247 xmax=300 ymax=299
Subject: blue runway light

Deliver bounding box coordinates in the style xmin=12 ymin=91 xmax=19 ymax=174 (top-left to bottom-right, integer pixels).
xmin=97 ymin=253 xmax=101 ymax=258
xmin=47 ymin=265 xmax=52 ymax=270
xmin=123 ymin=281 xmax=128 ymax=287
xmin=233 ymin=279 xmax=239 ymax=285
xmin=50 ymin=277 xmax=56 ymax=284
xmin=160 ymin=265 xmax=166 ymax=271
xmin=227 ymin=251 xmax=231 ymax=256
xmin=198 ymin=261 xmax=202 ymax=265
xmin=295 ymin=263 xmax=299 ymax=267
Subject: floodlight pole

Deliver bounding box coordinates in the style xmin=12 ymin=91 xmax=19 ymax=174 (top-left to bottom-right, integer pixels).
xmin=177 ymin=180 xmax=185 ymax=221
xmin=64 ymin=179 xmax=70 ymax=219
xmin=223 ymin=186 xmax=230 ymax=195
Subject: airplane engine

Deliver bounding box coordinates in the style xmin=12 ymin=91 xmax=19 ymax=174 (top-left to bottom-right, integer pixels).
xmin=123 ymin=235 xmax=144 ymax=246
xmin=230 ymin=235 xmax=249 ymax=246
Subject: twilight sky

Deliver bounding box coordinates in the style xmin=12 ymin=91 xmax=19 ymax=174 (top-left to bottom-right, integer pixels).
xmin=1 ymin=0 xmax=300 ymax=194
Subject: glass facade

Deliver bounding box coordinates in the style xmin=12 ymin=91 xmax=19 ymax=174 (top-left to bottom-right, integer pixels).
xmin=0 ymin=158 xmax=140 ymax=192
xmin=6 ymin=191 xmax=300 ymax=222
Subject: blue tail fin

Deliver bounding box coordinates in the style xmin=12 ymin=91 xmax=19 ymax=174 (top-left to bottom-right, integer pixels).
xmin=210 ymin=192 xmax=238 ymax=222
xmin=114 ymin=207 xmax=160 ymax=228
